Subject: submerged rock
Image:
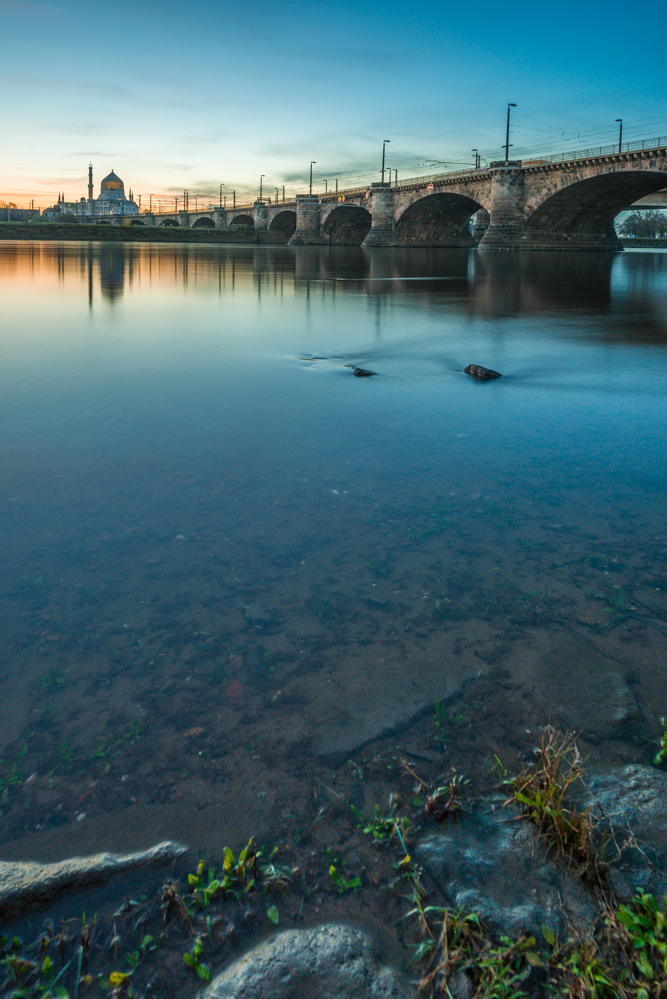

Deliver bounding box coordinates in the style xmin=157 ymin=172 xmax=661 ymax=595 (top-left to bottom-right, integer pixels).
xmin=203 ymin=923 xmax=413 ymax=999
xmin=464 ymin=364 xmax=502 ymax=380
xmin=0 ymin=840 xmax=186 ymax=918
xmin=353 ymin=367 xmax=377 ymax=377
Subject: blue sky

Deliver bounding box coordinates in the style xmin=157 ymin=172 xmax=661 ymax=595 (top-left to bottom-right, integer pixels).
xmin=2 ymin=0 xmax=667 ymax=207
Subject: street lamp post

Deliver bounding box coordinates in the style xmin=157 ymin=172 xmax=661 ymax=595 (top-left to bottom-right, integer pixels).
xmin=505 ymin=104 xmax=517 ymax=163
xmin=259 ymin=175 xmax=265 ymax=201
xmin=615 ymin=119 xmax=623 ymax=154
xmin=381 ymin=139 xmax=391 ymax=183
xmin=324 ymin=180 xmax=328 ymax=194
xmin=309 ymin=161 xmax=316 ymax=195
xmin=472 ymin=148 xmax=480 ymax=170
xmin=275 ymin=188 xmax=279 ymax=204
xmin=233 ymin=191 xmax=236 ymax=209
xmin=219 ymin=183 xmax=224 ymax=207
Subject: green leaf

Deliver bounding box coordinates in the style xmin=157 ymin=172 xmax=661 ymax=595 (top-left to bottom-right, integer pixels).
xmin=525 ymin=952 xmax=543 ymax=967
xmin=636 ymin=950 xmax=654 ymax=979
xmin=196 ymin=963 xmax=211 ymax=982
xmin=183 ymin=953 xmax=195 ymax=968
xmin=542 ymin=926 xmax=555 ymax=946
xmin=267 ymin=906 xmax=280 ymax=925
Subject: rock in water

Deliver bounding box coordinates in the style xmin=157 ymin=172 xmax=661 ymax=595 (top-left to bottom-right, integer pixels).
xmin=0 ymin=841 xmax=186 ymax=918
xmin=464 ymin=364 xmax=501 ymax=380
xmin=353 ymin=367 xmax=377 ymax=377
xmin=203 ymin=923 xmax=413 ymax=999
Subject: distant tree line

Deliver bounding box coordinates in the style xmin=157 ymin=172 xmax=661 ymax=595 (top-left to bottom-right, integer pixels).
xmin=617 ymin=209 xmax=667 ymax=238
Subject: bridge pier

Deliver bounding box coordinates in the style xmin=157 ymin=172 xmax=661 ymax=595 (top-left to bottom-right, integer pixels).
xmin=143 ymin=212 xmax=156 ymax=226
xmin=479 ymin=162 xmax=525 ymax=249
xmin=288 ymin=196 xmax=321 ymax=245
xmin=178 ymin=210 xmax=191 ymax=228
xmin=254 ymin=202 xmax=268 ymax=231
xmin=363 ymin=183 xmax=395 ymax=246
xmin=470 ymin=208 xmax=490 ymax=243
xmin=213 ymin=208 xmax=227 ymax=229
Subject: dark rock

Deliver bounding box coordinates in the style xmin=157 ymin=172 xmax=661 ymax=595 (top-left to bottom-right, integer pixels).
xmin=353 ymin=367 xmax=377 ymax=377
xmin=202 ymin=923 xmax=414 ymax=999
xmin=416 ymin=805 xmax=597 ymax=939
xmin=582 ymin=765 xmax=667 ymax=899
xmin=464 ymin=364 xmax=502 ymax=380
xmin=0 ymin=841 xmax=186 ymax=918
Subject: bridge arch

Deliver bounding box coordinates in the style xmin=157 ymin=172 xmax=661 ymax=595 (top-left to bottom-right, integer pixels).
xmin=524 ymin=168 xmax=667 ymax=247
xmin=229 ymin=213 xmax=254 ymax=227
xmin=192 ymin=216 xmax=214 ymax=228
xmin=394 ymin=192 xmax=483 ymax=246
xmin=160 ymin=218 xmax=180 ymax=226
xmin=130 ymin=219 xmax=145 ymax=225
xmin=269 ymin=210 xmax=296 ymax=235
xmin=321 ymin=204 xmax=372 ymax=244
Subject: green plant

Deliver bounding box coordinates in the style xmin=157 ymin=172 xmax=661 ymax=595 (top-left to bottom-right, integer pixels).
xmin=425 ymin=768 xmax=470 ymax=822
xmin=499 ymin=728 xmax=607 ymax=886
xmin=328 ymin=865 xmax=362 ymax=894
xmin=183 ymin=937 xmax=210 ymax=982
xmin=352 ymin=803 xmax=410 ymax=849
xmin=188 ymin=839 xmax=258 ymax=906
xmin=653 ymin=718 xmax=667 ymax=767
xmin=605 ymin=584 xmax=636 ymax=618
xmin=409 ymin=905 xmax=536 ymax=999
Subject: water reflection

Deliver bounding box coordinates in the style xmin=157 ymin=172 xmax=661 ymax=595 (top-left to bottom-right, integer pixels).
xmin=1 ymin=239 xmax=667 ymax=868
xmin=2 ymin=241 xmax=667 ymax=337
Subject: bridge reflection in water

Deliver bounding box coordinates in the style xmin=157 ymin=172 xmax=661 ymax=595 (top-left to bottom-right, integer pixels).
xmin=3 ymin=241 xmax=667 ymax=339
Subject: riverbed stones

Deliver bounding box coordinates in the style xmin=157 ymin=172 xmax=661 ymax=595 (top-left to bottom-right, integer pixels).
xmin=0 ymin=840 xmax=186 ymax=918
xmin=202 ymin=923 xmax=414 ymax=999
xmin=464 ymin=364 xmax=502 ymax=380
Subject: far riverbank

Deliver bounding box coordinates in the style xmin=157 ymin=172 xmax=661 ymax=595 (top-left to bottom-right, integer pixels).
xmin=0 ymin=222 xmax=290 ymax=244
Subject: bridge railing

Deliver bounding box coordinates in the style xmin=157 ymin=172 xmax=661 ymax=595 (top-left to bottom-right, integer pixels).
xmin=525 ymin=136 xmax=667 ymax=164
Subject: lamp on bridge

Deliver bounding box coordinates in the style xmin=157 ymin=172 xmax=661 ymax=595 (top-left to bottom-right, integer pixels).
xmin=219 ymin=183 xmax=224 ymax=207
xmin=259 ymin=175 xmax=265 ymax=202
xmin=309 ymin=162 xmax=316 ymax=195
xmin=616 ymin=119 xmax=623 ymax=154
xmin=472 ymin=148 xmax=480 ymax=170
xmin=505 ymin=104 xmax=516 ymax=163
xmin=381 ymin=139 xmax=391 ymax=183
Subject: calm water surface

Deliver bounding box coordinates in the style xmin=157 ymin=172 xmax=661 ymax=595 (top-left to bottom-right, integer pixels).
xmin=1 ymin=241 xmax=667 ymax=873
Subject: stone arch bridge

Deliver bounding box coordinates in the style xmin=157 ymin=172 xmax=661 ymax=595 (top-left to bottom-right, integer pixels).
xmin=102 ymin=146 xmax=667 ymax=250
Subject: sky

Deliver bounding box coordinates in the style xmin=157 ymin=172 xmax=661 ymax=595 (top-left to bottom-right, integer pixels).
xmin=2 ymin=0 xmax=667 ymax=208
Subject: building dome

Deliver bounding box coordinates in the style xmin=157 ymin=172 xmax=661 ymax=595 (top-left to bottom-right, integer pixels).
xmin=101 ymin=170 xmax=124 ymax=191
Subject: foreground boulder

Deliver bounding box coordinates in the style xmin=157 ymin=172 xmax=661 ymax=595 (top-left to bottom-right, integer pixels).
xmin=464 ymin=364 xmax=501 ymax=380
xmin=203 ymin=923 xmax=413 ymax=999
xmin=353 ymin=367 xmax=377 ymax=377
xmin=0 ymin=841 xmax=186 ymax=918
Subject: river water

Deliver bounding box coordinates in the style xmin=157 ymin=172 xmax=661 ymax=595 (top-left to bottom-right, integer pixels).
xmin=1 ymin=240 xmax=667 ymax=976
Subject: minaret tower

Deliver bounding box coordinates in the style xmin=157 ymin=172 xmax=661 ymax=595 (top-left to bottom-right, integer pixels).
xmin=88 ymin=163 xmax=94 ymax=215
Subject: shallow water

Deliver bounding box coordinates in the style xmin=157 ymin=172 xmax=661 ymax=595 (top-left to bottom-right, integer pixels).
xmin=1 ymin=241 xmax=667 ymax=946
